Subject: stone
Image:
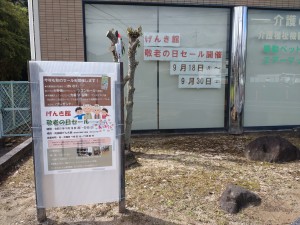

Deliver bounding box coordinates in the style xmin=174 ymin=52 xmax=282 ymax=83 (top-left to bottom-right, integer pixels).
xmin=245 ymin=136 xmax=300 ymax=163
xmin=291 ymin=217 xmax=300 ymax=225
xmin=219 ymin=184 xmax=261 ymax=214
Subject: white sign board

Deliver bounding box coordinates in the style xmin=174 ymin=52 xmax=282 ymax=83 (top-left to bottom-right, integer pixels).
xmin=144 ymin=32 xmax=180 ymax=47
xmin=144 ymin=47 xmax=223 ymax=61
xmin=30 ymin=61 xmax=121 ymax=208
xmin=178 ymin=75 xmax=222 ymax=89
xmin=170 ymin=61 xmax=222 ymax=75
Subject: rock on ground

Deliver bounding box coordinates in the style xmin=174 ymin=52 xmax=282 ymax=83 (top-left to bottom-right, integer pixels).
xmin=291 ymin=217 xmax=300 ymax=225
xmin=219 ymin=184 xmax=261 ymax=214
xmin=244 ymin=135 xmax=300 ymax=163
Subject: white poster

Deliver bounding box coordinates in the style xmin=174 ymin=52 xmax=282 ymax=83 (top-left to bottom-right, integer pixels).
xmin=178 ymin=75 xmax=222 ymax=89
xmin=144 ymin=32 xmax=181 ymax=47
xmin=144 ymin=47 xmax=223 ymax=61
xmin=40 ymin=75 xmax=116 ymax=174
xmin=170 ymin=61 xmax=222 ymax=75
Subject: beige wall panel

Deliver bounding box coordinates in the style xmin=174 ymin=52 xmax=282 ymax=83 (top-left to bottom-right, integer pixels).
xmin=39 ymin=0 xmax=84 ymax=61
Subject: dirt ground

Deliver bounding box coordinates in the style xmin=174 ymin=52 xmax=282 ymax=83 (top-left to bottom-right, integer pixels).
xmin=0 ymin=131 xmax=300 ymax=225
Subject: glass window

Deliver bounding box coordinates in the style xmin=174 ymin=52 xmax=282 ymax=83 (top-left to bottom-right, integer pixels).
xmin=158 ymin=7 xmax=230 ymax=129
xmin=85 ymin=4 xmax=230 ymax=130
xmin=245 ymin=10 xmax=300 ymax=126
xmin=85 ymin=4 xmax=158 ymax=130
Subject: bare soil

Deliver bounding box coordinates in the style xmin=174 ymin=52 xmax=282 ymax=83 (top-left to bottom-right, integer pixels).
xmin=0 ymin=131 xmax=300 ymax=225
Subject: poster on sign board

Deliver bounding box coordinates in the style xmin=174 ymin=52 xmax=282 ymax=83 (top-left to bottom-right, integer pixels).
xmin=41 ymin=75 xmax=115 ymax=173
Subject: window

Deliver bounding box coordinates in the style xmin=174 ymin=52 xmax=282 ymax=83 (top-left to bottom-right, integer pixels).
xmin=245 ymin=10 xmax=300 ymax=126
xmin=85 ymin=4 xmax=230 ymax=130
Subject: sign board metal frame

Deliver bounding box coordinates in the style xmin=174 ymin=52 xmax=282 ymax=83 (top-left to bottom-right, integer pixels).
xmin=29 ymin=61 xmax=125 ymax=222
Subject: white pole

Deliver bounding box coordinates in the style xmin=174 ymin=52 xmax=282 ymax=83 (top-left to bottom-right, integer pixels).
xmin=28 ymin=0 xmax=35 ymax=60
xmin=29 ymin=2 xmax=46 ymax=222
xmin=28 ymin=0 xmax=41 ymax=61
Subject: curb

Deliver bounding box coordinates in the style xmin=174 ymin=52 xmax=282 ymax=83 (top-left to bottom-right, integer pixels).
xmin=0 ymin=138 xmax=32 ymax=174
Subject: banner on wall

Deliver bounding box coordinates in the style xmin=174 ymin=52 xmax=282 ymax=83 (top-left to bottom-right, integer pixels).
xmin=178 ymin=75 xmax=222 ymax=89
xmin=144 ymin=47 xmax=223 ymax=61
xmin=143 ymin=32 xmax=224 ymax=89
xmin=144 ymin=32 xmax=181 ymax=47
xmin=30 ymin=61 xmax=122 ymax=208
xmin=170 ymin=61 xmax=222 ymax=75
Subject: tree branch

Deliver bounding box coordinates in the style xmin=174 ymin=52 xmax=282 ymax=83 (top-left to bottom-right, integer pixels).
xmin=106 ymin=29 xmax=118 ymax=62
xmin=106 ymin=29 xmax=118 ymax=44
xmin=123 ymin=75 xmax=130 ymax=86
xmin=131 ymin=39 xmax=140 ymax=50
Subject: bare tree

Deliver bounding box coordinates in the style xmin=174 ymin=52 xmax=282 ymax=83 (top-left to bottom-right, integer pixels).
xmin=106 ymin=26 xmax=142 ymax=152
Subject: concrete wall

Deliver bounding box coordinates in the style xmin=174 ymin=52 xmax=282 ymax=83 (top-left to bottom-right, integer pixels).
xmin=38 ymin=0 xmax=300 ymax=61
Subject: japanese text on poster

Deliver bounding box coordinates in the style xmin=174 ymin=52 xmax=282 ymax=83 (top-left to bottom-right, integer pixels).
xmin=43 ymin=76 xmax=111 ymax=106
xmin=144 ymin=47 xmax=223 ymax=61
xmin=143 ymin=31 xmax=223 ymax=89
xmin=178 ymin=75 xmax=222 ymax=89
xmin=170 ymin=61 xmax=222 ymax=75
xmin=144 ymin=32 xmax=180 ymax=47
xmin=41 ymin=75 xmax=115 ymax=174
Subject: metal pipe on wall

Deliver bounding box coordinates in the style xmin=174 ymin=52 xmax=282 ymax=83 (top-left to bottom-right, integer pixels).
xmin=229 ymin=6 xmax=248 ymax=134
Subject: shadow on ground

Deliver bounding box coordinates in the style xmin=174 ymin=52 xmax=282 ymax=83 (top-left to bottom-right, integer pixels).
xmin=44 ymin=210 xmax=179 ymax=225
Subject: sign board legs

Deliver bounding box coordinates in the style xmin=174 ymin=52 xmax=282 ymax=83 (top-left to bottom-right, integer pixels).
xmin=119 ymin=62 xmax=126 ymax=213
xmin=37 ymin=207 xmax=47 ymax=223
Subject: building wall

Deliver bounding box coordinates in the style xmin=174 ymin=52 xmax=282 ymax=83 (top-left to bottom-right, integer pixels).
xmin=88 ymin=0 xmax=300 ymax=8
xmin=38 ymin=0 xmax=84 ymax=61
xmin=38 ymin=0 xmax=300 ymax=61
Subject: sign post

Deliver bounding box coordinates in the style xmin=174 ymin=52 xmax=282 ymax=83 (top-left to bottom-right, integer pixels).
xmin=118 ymin=62 xmax=126 ymax=213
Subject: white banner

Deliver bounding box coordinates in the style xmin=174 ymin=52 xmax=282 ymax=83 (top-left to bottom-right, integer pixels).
xmin=178 ymin=75 xmax=222 ymax=89
xmin=144 ymin=47 xmax=223 ymax=61
xmin=144 ymin=32 xmax=180 ymax=47
xmin=170 ymin=61 xmax=222 ymax=75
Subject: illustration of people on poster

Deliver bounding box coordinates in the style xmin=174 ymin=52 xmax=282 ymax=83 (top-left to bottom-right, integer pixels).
xmin=40 ymin=75 xmax=116 ymax=174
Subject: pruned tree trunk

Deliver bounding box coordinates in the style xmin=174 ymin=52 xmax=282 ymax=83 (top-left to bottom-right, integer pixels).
xmin=106 ymin=26 xmax=142 ymax=166
xmin=124 ymin=27 xmax=141 ymax=150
